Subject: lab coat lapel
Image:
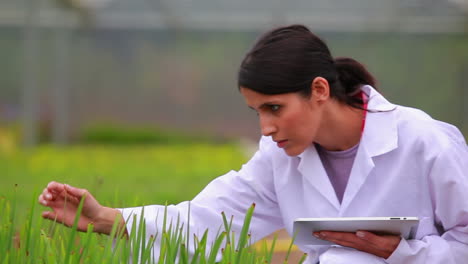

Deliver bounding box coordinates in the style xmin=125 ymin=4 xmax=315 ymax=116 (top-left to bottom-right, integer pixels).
xmin=298 ymin=146 xmax=341 ymax=211
xmin=340 ymin=86 xmax=398 ymax=213
xmin=340 ymin=142 xmax=375 ymax=212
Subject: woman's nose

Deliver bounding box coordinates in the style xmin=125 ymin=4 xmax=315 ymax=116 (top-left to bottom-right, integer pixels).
xmin=260 ymin=117 xmax=276 ymax=137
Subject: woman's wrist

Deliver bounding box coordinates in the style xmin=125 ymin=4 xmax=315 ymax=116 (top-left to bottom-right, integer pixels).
xmin=95 ymin=206 xmax=127 ymax=236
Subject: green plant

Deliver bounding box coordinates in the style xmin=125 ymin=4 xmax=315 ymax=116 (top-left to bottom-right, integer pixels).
xmin=0 ymin=143 xmax=247 ymax=218
xmin=0 ymin=194 xmax=307 ymax=263
xmin=79 ymin=124 xmax=222 ymax=145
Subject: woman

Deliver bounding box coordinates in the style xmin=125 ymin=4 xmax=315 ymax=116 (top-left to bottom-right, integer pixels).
xmin=39 ymin=25 xmax=468 ymax=263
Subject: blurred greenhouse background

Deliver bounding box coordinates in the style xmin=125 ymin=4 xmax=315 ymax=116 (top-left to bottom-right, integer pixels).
xmin=1 ymin=1 xmax=468 ymax=262
xmin=0 ymin=0 xmax=467 ymax=147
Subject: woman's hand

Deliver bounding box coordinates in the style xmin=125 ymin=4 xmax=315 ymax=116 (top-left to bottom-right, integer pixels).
xmin=38 ymin=181 xmax=126 ymax=236
xmin=313 ymin=230 xmax=401 ymax=259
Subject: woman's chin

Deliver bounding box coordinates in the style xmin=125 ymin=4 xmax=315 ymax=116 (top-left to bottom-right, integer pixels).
xmin=283 ymin=146 xmax=303 ymax=157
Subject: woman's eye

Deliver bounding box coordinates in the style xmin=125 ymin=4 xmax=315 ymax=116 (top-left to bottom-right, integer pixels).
xmin=270 ymin=105 xmax=280 ymax=112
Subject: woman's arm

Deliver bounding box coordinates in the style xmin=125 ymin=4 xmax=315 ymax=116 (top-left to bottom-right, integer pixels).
xmin=117 ymin=137 xmax=283 ymax=258
xmin=39 ymin=136 xmax=281 ymax=252
xmin=384 ymin=140 xmax=468 ymax=263
xmin=38 ymin=182 xmax=127 ymax=236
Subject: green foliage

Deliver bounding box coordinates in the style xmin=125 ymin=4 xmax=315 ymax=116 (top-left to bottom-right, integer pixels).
xmin=0 ymin=125 xmax=20 ymax=155
xmin=0 ymin=143 xmax=247 ymax=219
xmin=0 ymin=142 xmax=306 ymax=263
xmin=79 ymin=124 xmax=224 ymax=145
xmin=0 ymin=197 xmax=307 ymax=263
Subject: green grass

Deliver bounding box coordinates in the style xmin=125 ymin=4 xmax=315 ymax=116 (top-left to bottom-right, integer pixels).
xmin=0 ymin=195 xmax=307 ymax=263
xmin=0 ymin=142 xmax=308 ymax=263
xmin=0 ymin=143 xmax=247 ymax=218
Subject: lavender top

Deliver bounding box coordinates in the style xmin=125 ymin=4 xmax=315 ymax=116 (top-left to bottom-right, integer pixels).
xmin=316 ymin=143 xmax=360 ymax=204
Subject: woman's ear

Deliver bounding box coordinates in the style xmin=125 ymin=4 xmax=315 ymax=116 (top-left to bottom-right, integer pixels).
xmin=310 ymin=77 xmax=330 ymax=103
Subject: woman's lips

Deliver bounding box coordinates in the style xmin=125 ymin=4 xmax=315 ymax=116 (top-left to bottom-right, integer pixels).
xmin=277 ymin=140 xmax=288 ymax=148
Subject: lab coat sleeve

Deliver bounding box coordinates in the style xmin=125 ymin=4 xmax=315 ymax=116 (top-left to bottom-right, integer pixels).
xmin=386 ymin=140 xmax=468 ymax=264
xmin=118 ymin=136 xmax=283 ymax=258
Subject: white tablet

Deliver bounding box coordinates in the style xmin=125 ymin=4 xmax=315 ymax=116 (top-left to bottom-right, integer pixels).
xmin=293 ymin=217 xmax=419 ymax=246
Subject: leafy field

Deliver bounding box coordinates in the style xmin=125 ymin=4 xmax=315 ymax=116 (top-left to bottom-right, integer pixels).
xmin=1 ymin=143 xmax=270 ymax=262
xmin=0 ymin=142 xmax=307 ymax=263
xmin=1 ymin=195 xmax=305 ymax=263
xmin=1 ymin=143 xmax=248 ymax=217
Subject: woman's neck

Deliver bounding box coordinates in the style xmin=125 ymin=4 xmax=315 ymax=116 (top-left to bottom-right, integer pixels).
xmin=316 ymin=102 xmax=365 ymax=151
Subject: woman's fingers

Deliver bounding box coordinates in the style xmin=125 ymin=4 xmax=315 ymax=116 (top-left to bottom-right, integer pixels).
xmin=39 ymin=182 xmax=82 ymax=207
xmin=38 ymin=181 xmax=66 ymax=204
xmin=42 ymin=210 xmax=57 ymax=221
xmin=314 ymin=231 xmax=361 ymax=248
xmin=314 ymin=230 xmax=400 ymax=259
xmin=64 ymin=184 xmax=89 ymax=200
xmin=41 ymin=187 xmax=55 ymax=201
xmin=44 ymin=181 xmax=85 ymax=200
xmin=47 ymin=181 xmax=65 ymax=194
xmin=38 ymin=194 xmax=48 ymax=206
xmin=39 ymin=182 xmax=109 ymax=233
xmin=42 ymin=210 xmax=72 ymax=227
xmin=355 ymin=231 xmax=401 ymax=256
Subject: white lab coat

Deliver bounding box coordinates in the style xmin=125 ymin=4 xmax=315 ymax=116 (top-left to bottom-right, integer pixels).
xmin=120 ymin=85 xmax=468 ymax=263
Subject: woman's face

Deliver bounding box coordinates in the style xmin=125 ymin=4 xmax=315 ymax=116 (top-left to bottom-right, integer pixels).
xmin=240 ymin=87 xmax=325 ymax=156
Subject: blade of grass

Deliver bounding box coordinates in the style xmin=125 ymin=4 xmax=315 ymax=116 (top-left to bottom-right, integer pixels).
xmin=198 ymin=230 xmax=209 ymax=264
xmin=64 ymin=193 xmax=86 ymax=264
xmin=298 ymin=253 xmax=308 ymax=264
xmin=142 ymin=234 xmax=156 ymax=263
xmin=207 ymin=231 xmax=226 ymax=264
xmin=158 ymin=205 xmax=169 ymax=264
xmin=132 ymin=210 xmax=143 ymax=264
xmin=190 ymin=234 xmax=201 ymax=264
xmin=221 ymin=242 xmax=231 ymax=264
xmin=78 ymin=223 xmax=95 ymax=263
xmin=186 ymin=201 xmax=191 ymax=260
xmin=21 ymin=192 xmax=37 ymax=262
xmin=282 ymin=229 xmax=299 ymax=264
xmin=0 ymin=197 xmax=5 ymax=255
xmin=220 ymin=212 xmax=232 ymax=246
xmin=235 ymin=203 xmax=255 ymax=264
xmin=102 ymin=215 xmax=122 ymax=262
xmin=138 ymin=214 xmax=148 ymax=263
xmin=266 ymin=233 xmax=278 ymax=263
xmin=6 ymin=185 xmax=17 ymax=254
xmin=180 ymin=243 xmax=189 ymax=264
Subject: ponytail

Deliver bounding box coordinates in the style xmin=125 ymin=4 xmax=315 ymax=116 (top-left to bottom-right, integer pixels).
xmin=331 ymin=57 xmax=377 ymax=109
xmin=334 ymin=57 xmax=377 ymax=95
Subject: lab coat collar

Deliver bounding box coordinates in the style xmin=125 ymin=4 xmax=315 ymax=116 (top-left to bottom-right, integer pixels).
xmin=361 ymin=85 xmax=397 ymax=112
xmin=297 ymin=85 xmax=398 ymax=212
xmin=360 ymin=85 xmax=398 ymax=157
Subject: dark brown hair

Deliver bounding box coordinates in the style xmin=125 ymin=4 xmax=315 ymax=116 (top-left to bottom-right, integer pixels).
xmin=238 ymin=24 xmax=376 ymax=108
